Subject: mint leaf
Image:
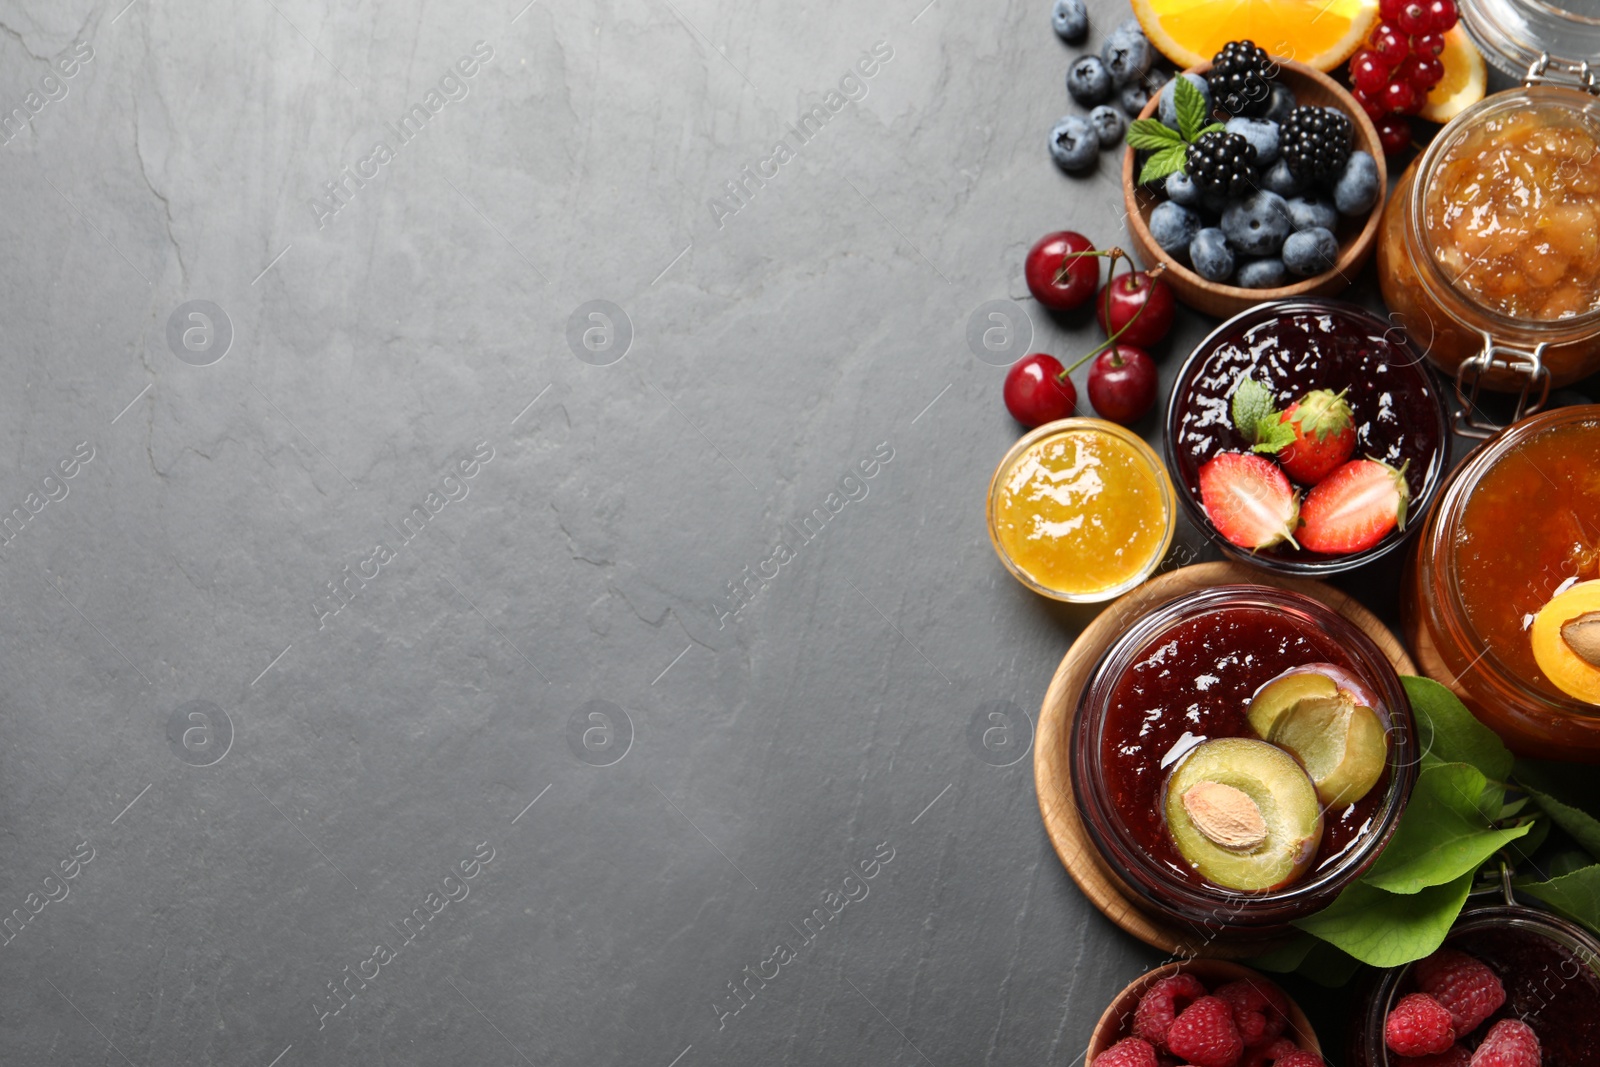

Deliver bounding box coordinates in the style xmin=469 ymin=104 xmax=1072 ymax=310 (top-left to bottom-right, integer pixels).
xmin=1517 ymin=865 xmax=1600 ymax=936
xmin=1402 ymin=675 xmax=1514 ymax=781
xmin=1292 ymin=872 xmax=1473 ymax=967
xmin=1138 ymin=145 xmax=1188 ymax=185
xmin=1363 ymin=762 xmax=1533 ymax=894
xmin=1127 ymin=119 xmax=1182 ymax=151
xmin=1174 ymin=74 xmax=1206 ymax=142
xmin=1250 ymin=419 xmax=1297 ymax=455
xmin=1230 ymin=376 xmax=1280 ymax=442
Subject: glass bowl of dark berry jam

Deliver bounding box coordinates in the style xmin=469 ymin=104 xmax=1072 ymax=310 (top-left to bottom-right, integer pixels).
xmin=1072 ymin=585 xmax=1416 ymax=937
xmin=1351 ymin=902 xmax=1600 ymax=1067
xmin=1165 ymin=299 xmax=1450 ymax=576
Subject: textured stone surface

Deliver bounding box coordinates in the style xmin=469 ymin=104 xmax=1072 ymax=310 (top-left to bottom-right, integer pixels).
xmin=0 ymin=1 xmax=1588 ymax=1064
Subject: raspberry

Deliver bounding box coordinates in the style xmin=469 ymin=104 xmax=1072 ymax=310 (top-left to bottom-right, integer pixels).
xmin=1274 ymin=1053 xmax=1326 ymax=1067
xmin=1398 ymin=1046 xmax=1472 ymax=1067
xmin=1214 ymin=980 xmax=1288 ymax=1047
xmin=1134 ymin=973 xmax=1209 ymax=1048
xmin=1414 ymin=949 xmax=1506 ymax=1035
xmin=1092 ymin=1037 xmax=1160 ymax=1067
xmin=1241 ymin=1038 xmax=1301 ymax=1067
xmin=1385 ymin=993 xmax=1457 ymax=1057
xmin=1167 ymin=996 xmax=1245 ymax=1067
xmin=1469 ymin=1019 xmax=1540 ymax=1067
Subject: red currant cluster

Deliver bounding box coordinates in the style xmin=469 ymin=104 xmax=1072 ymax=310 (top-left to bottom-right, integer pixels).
xmin=1347 ymin=0 xmax=1458 ymax=155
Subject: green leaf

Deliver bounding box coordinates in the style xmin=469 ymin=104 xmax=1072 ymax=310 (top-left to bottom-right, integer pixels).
xmin=1126 ymin=119 xmax=1182 ymax=151
xmin=1247 ymin=934 xmax=1316 ymax=973
xmin=1504 ymin=813 xmax=1551 ymax=871
xmin=1193 ymin=122 xmax=1226 ymax=140
xmin=1547 ymin=848 xmax=1593 ymax=878
xmin=1138 ymin=145 xmax=1188 ymax=185
xmin=1250 ymin=420 xmax=1297 ymax=455
xmin=1295 ymin=940 xmax=1365 ymax=988
xmin=1230 ymin=376 xmax=1279 ymax=441
xmin=1516 ymin=759 xmax=1600 ymax=861
xmin=1402 ymin=676 xmax=1513 ymax=781
xmin=1516 ymin=864 xmax=1600 ymax=936
xmin=1292 ymin=872 xmax=1473 ymax=967
xmin=1521 ymin=784 xmax=1600 ymax=861
xmin=1363 ymin=762 xmax=1533 ymax=894
xmin=1174 ymin=74 xmax=1206 ymax=142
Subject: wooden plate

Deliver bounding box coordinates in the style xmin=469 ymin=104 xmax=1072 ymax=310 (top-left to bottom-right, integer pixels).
xmin=1121 ymin=59 xmax=1388 ymax=319
xmin=1034 ymin=561 xmax=1416 ymax=956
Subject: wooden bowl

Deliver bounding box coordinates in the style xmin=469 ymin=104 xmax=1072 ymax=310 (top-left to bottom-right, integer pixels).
xmin=1121 ymin=59 xmax=1388 ymax=318
xmin=1086 ymin=960 xmax=1323 ymax=1065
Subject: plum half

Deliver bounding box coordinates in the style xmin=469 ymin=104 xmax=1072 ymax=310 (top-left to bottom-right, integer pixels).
xmin=1246 ymin=664 xmax=1389 ymax=808
xmin=1164 ymin=738 xmax=1324 ymax=892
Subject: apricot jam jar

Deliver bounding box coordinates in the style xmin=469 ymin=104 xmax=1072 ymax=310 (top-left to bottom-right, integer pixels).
xmin=987 ymin=418 xmax=1175 ymax=603
xmin=1404 ymin=406 xmax=1600 ymax=760
xmin=1377 ymin=78 xmax=1600 ymax=429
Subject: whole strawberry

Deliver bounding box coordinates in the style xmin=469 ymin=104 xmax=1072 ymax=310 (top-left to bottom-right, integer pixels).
xmin=1214 ymin=979 xmax=1289 ymax=1047
xmin=1469 ymin=1018 xmax=1540 ymax=1067
xmin=1091 ymin=1036 xmax=1160 ymax=1067
xmin=1414 ymin=949 xmax=1506 ymax=1035
xmin=1167 ymin=995 xmax=1245 ymax=1067
xmin=1275 ymin=389 xmax=1355 ymax=485
xmin=1133 ymin=973 xmax=1208 ymax=1048
xmin=1385 ymin=992 xmax=1456 ymax=1058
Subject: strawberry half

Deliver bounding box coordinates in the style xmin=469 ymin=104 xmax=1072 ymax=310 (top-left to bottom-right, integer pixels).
xmin=1276 ymin=389 xmax=1355 ymax=485
xmin=1198 ymin=452 xmax=1301 ymax=552
xmin=1298 ymin=459 xmax=1411 ymax=555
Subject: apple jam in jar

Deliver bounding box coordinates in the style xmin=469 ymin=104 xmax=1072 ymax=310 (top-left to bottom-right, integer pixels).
xmin=1378 ymin=83 xmax=1600 ymax=413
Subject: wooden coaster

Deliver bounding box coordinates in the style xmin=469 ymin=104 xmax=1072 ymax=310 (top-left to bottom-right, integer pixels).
xmin=1033 ymin=561 xmax=1417 ymax=957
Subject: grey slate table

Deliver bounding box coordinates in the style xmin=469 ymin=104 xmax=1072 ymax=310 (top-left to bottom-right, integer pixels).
xmin=2 ymin=1 xmax=1592 ymax=1064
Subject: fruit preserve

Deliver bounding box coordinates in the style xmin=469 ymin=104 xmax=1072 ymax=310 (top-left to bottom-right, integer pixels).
xmin=1165 ymin=300 xmax=1448 ymax=574
xmin=1405 ymin=406 xmax=1600 ymax=760
xmin=1073 ymin=586 xmax=1415 ymax=936
xmin=987 ymin=419 xmax=1175 ymax=603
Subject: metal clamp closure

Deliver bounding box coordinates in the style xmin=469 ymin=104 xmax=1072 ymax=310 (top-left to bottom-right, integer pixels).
xmin=1453 ymin=336 xmax=1551 ymax=438
xmin=1525 ymin=52 xmax=1600 ymax=94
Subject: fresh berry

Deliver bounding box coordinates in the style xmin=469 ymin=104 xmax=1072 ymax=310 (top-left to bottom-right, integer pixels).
xmin=1095 ymin=269 xmax=1174 ymax=347
xmin=1264 ymin=84 xmax=1298 ymax=125
xmin=1401 ymin=54 xmax=1445 ymax=90
xmin=1025 ymin=231 xmax=1099 ymax=310
xmin=1214 ymin=980 xmax=1288 ymax=1048
xmin=1400 ymin=1045 xmax=1473 ymax=1067
xmin=1274 ymin=1054 xmax=1326 ymax=1067
xmin=1469 ymin=1019 xmax=1540 ymax=1067
xmin=1332 ymin=151 xmax=1381 ymax=215
xmin=1275 ymin=390 xmax=1356 ymax=483
xmin=1190 ymin=227 xmax=1235 ymax=282
xmin=1167 ymin=996 xmax=1245 ymax=1067
xmin=1087 ymin=345 xmax=1158 ymax=425
xmin=1199 ymin=452 xmax=1301 ymax=551
xmin=1221 ymin=190 xmax=1293 ymax=256
xmin=1350 ymin=49 xmax=1392 ymax=93
xmin=1285 ymin=195 xmax=1338 ymax=233
xmin=1379 ymin=0 xmax=1406 ymax=21
xmin=1412 ymin=31 xmax=1447 ymax=57
xmin=1090 ymin=104 xmax=1127 ymax=148
xmin=1050 ymin=115 xmax=1101 ymax=172
xmin=1149 ymin=200 xmax=1201 ymax=258
xmin=1385 ymin=993 xmax=1456 ymax=1057
xmin=1211 ymin=40 xmax=1276 ymax=117
xmin=1423 ymin=0 xmax=1458 ymax=30
xmin=1262 ymin=158 xmax=1306 ymax=197
xmin=1166 ymin=170 xmax=1204 ymax=207
xmin=1396 ymin=0 xmax=1431 ymax=34
xmin=1120 ymin=82 xmax=1153 ymax=118
xmin=1283 ymin=227 xmax=1340 ymax=277
xmin=1298 ymin=458 xmax=1411 ymax=554
xmin=1226 ymin=117 xmax=1283 ymax=166
xmin=1091 ymin=1037 xmax=1160 ymax=1067
xmin=1351 ymin=86 xmax=1388 ymax=121
xmin=1102 ymin=24 xmax=1153 ymax=87
xmin=1384 ymin=78 xmax=1421 ymax=114
xmin=1051 ymin=0 xmax=1090 ymax=43
xmin=1241 ymin=1038 xmax=1302 ymax=1067
xmin=1414 ymin=949 xmax=1506 ymax=1034
xmin=1158 ymin=73 xmax=1212 ymax=129
xmin=1068 ymin=55 xmax=1114 ymax=106
xmin=1133 ymin=973 xmax=1209 ymax=1048
xmin=1003 ymin=353 xmax=1076 ymax=427
xmin=1188 ymin=131 xmax=1261 ymax=198
xmin=1377 ymin=114 xmax=1412 ymax=155
xmin=1281 ymin=106 xmax=1352 ymax=183
xmin=1235 ymin=257 xmax=1287 ymax=289
xmin=1369 ymin=22 xmax=1410 ymax=65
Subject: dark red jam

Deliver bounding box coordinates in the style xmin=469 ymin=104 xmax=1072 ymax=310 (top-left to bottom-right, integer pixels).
xmin=1436 ymin=925 xmax=1600 ymax=1067
xmin=1170 ymin=306 xmax=1447 ymax=563
xmin=1102 ymin=604 xmax=1392 ymax=890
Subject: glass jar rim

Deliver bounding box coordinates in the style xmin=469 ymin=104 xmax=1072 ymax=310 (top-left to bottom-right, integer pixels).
xmin=1462 ymin=0 xmax=1600 ymax=80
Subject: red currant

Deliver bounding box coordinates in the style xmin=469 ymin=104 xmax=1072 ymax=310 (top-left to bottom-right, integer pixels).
xmin=1396 ymin=1 xmax=1431 ymax=34
xmin=1383 ymin=78 xmax=1420 ymax=114
xmin=1412 ymin=32 xmax=1447 ymax=57
xmin=1369 ymin=22 xmax=1410 ymax=65
xmin=1423 ymin=0 xmax=1458 ymax=31
xmin=1350 ymin=49 xmax=1392 ymax=93
xmin=1379 ymin=0 xmax=1407 ymax=21
xmin=1376 ymin=114 xmax=1413 ymax=156
xmin=1401 ymin=54 xmax=1445 ymax=89
xmin=1351 ymin=86 xmax=1389 ymax=121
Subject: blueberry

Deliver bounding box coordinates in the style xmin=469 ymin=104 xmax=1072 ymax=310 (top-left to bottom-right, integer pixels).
xmin=1149 ymin=200 xmax=1201 ymax=258
xmin=1283 ymin=226 xmax=1341 ymax=276
xmin=1236 ymin=257 xmax=1288 ymax=289
xmin=1332 ymin=150 xmax=1381 ymax=216
xmin=1201 ymin=189 xmax=1233 ymax=217
xmin=1165 ymin=170 xmax=1203 ymax=207
xmin=1190 ymin=228 xmax=1235 ymax=282
xmin=1144 ymin=66 xmax=1172 ymax=94
xmin=1263 ymin=84 xmax=1297 ymax=126
xmin=1157 ymin=73 xmax=1210 ymax=130
xmin=1261 ymin=158 xmax=1306 ymax=198
xmin=1225 ymin=117 xmax=1280 ymax=166
xmin=1088 ymin=105 xmax=1126 ymax=147
xmin=1051 ymin=0 xmax=1089 ymax=43
xmin=1049 ymin=115 xmax=1100 ymax=172
xmin=1285 ymin=195 xmax=1338 ymax=233
xmin=1067 ymin=56 xmax=1113 ymax=106
xmin=1119 ymin=82 xmax=1152 ymax=117
xmin=1221 ymin=190 xmax=1293 ymax=256
xmin=1101 ymin=25 xmax=1152 ymax=86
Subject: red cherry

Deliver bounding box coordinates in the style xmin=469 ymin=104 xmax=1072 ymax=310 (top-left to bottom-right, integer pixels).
xmin=1412 ymin=32 xmax=1447 ymax=57
xmin=1095 ymin=270 xmax=1175 ymax=348
xmin=1025 ymin=231 xmax=1100 ymax=311
xmin=1423 ymin=0 xmax=1457 ymax=31
xmin=1376 ymin=114 xmax=1413 ymax=155
xmin=1351 ymin=86 xmax=1389 ymax=121
xmin=1383 ymin=78 xmax=1420 ymax=114
xmin=1369 ymin=22 xmax=1409 ymax=65
xmin=1004 ymin=353 xmax=1077 ymax=427
xmin=1086 ymin=345 xmax=1158 ymax=426
xmin=1396 ymin=1 xmax=1430 ymax=34
xmin=1401 ymin=54 xmax=1444 ymax=89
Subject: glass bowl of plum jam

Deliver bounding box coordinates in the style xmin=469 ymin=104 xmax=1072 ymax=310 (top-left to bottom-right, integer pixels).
xmin=1165 ymin=299 xmax=1450 ymax=576
xmin=1072 ymin=585 xmax=1417 ymax=938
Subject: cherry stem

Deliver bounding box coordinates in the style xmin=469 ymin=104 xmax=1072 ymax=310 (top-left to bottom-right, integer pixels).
xmin=1054 ymin=255 xmax=1167 ymax=381
xmin=1050 ymin=247 xmax=1127 ymax=287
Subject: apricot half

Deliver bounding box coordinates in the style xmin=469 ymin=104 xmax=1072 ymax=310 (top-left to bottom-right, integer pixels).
xmin=1164 ymin=738 xmax=1324 ymax=892
xmin=1532 ymin=579 xmax=1600 ymax=705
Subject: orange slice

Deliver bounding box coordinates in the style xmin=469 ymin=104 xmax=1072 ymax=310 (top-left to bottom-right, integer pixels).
xmin=1132 ymin=0 xmax=1378 ymax=71
xmin=1418 ymin=25 xmax=1486 ymax=124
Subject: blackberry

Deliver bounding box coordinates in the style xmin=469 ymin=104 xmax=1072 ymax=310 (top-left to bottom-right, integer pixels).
xmin=1186 ymin=131 xmax=1259 ymax=199
xmin=1209 ymin=40 xmax=1275 ymax=116
xmin=1281 ymin=106 xmax=1352 ymax=184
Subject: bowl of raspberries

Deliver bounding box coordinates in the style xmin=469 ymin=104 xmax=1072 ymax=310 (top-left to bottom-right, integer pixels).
xmin=1088 ymin=960 xmax=1325 ymax=1067
xmin=1120 ymin=41 xmax=1387 ymax=318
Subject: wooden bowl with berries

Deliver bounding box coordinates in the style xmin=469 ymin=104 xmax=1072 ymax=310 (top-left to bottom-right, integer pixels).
xmin=1087 ymin=960 xmax=1324 ymax=1067
xmin=1121 ymin=55 xmax=1387 ymax=319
